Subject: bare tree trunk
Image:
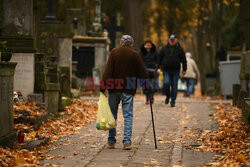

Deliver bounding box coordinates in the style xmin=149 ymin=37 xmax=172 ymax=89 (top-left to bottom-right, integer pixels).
xmin=122 ymin=0 xmax=143 ymax=51
xmin=240 ymin=0 xmax=250 ymax=50
xmin=197 ymin=0 xmax=206 ymax=95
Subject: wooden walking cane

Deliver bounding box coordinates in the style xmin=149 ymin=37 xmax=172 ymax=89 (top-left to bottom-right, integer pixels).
xmin=148 ymin=94 xmax=157 ymax=149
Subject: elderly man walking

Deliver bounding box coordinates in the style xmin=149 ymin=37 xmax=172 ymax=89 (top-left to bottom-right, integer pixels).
xmin=182 ymin=52 xmax=200 ymax=97
xmin=158 ymin=35 xmax=187 ymax=107
xmin=101 ymin=35 xmax=149 ymax=150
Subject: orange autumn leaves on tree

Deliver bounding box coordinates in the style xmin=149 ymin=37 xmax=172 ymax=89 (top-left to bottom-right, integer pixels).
xmin=197 ymin=104 xmax=250 ymax=166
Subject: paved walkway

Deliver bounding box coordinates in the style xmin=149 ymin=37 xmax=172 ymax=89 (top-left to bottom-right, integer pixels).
xmin=41 ymin=96 xmax=225 ymax=167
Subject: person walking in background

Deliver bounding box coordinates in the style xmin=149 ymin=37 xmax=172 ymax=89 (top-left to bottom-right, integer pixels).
xmin=101 ymin=35 xmax=149 ymax=150
xmin=140 ymin=40 xmax=158 ymax=104
xmin=158 ymin=34 xmax=187 ymax=107
xmin=181 ymin=52 xmax=200 ymax=97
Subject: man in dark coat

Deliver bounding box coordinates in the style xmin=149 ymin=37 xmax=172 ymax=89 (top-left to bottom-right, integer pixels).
xmin=158 ymin=35 xmax=187 ymax=107
xmin=101 ymin=35 xmax=149 ymax=150
xmin=140 ymin=40 xmax=158 ymax=104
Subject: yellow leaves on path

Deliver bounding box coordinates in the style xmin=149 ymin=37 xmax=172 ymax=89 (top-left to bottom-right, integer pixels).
xmin=0 ymin=147 xmax=40 ymax=166
xmin=197 ymin=104 xmax=250 ymax=166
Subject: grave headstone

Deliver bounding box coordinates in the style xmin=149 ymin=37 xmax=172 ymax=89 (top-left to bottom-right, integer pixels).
xmin=58 ymin=38 xmax=72 ymax=86
xmin=73 ymin=37 xmax=109 ymax=89
xmin=239 ymin=51 xmax=250 ymax=92
xmin=73 ymin=37 xmax=109 ymax=77
xmin=34 ymin=53 xmax=47 ymax=92
xmin=2 ymin=0 xmax=33 ymax=36
xmin=238 ymin=51 xmax=250 ymax=123
xmin=1 ymin=0 xmax=36 ymax=100
xmin=0 ymin=62 xmax=17 ymax=146
xmin=44 ymin=57 xmax=60 ymax=114
xmin=44 ymin=83 xmax=60 ymax=114
xmin=10 ymin=53 xmax=35 ymax=100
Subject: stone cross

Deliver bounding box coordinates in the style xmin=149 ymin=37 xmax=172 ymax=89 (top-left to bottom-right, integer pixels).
xmin=41 ymin=0 xmax=61 ymax=24
xmin=104 ymin=15 xmax=124 ymax=50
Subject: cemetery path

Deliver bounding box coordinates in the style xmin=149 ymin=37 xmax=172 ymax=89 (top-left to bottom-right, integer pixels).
xmin=40 ymin=96 xmax=230 ymax=167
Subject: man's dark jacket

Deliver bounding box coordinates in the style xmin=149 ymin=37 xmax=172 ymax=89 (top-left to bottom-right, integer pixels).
xmin=102 ymin=46 xmax=149 ymax=96
xmin=158 ymin=42 xmax=187 ymax=71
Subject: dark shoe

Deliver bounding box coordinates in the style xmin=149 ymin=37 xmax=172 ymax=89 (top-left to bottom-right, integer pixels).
xmin=165 ymin=98 xmax=169 ymax=104
xmin=107 ymin=142 xmax=115 ymax=149
xmin=171 ymin=103 xmax=175 ymax=107
xmin=123 ymin=143 xmax=132 ymax=150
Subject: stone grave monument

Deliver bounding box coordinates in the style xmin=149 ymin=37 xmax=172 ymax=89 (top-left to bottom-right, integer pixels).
xmin=239 ymin=51 xmax=250 ymax=124
xmin=72 ymin=36 xmax=110 ymax=89
xmin=0 ymin=62 xmax=17 ymax=146
xmin=1 ymin=0 xmax=36 ymax=100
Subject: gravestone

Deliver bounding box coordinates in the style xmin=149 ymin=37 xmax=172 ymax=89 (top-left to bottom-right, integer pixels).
xmin=2 ymin=0 xmax=33 ymax=36
xmin=34 ymin=0 xmax=74 ymax=114
xmin=73 ymin=37 xmax=109 ymax=75
xmin=10 ymin=53 xmax=35 ymax=99
xmin=0 ymin=62 xmax=17 ymax=146
xmin=239 ymin=51 xmax=250 ymax=93
xmin=44 ymin=58 xmax=60 ymax=114
xmin=34 ymin=53 xmax=47 ymax=92
xmin=1 ymin=0 xmax=36 ymax=100
xmin=44 ymin=83 xmax=60 ymax=114
xmin=58 ymin=38 xmax=72 ymax=86
xmin=73 ymin=36 xmax=109 ymax=89
xmin=238 ymin=51 xmax=250 ymax=108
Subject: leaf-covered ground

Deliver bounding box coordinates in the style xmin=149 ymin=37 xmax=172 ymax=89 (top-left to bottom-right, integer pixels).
xmin=0 ymin=99 xmax=97 ymax=166
xmin=1 ymin=97 xmax=249 ymax=166
xmin=196 ymin=104 xmax=250 ymax=166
